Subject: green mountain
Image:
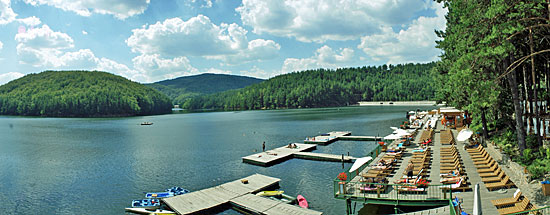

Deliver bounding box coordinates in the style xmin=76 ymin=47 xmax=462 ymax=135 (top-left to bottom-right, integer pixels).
xmin=0 ymin=71 xmax=172 ymax=117
xmin=182 ymin=63 xmax=436 ymax=110
xmin=147 ymin=73 xmax=263 ymax=105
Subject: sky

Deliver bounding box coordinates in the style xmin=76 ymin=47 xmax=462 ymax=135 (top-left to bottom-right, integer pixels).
xmin=0 ymin=0 xmax=447 ymax=84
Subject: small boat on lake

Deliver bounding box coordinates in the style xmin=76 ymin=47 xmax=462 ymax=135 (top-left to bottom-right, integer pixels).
xmin=145 ymin=186 xmax=189 ymax=198
xmin=297 ymin=195 xmax=308 ymax=209
xmin=269 ymin=193 xmax=297 ymax=204
xmin=131 ymin=199 xmax=160 ymax=209
xmin=141 ymin=122 xmax=153 ymax=125
xmin=255 ymin=190 xmax=284 ymax=197
xmin=125 ymin=207 xmax=176 ymax=215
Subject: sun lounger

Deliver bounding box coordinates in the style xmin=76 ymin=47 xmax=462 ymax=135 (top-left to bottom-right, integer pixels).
xmin=477 ymin=162 xmax=498 ymax=173
xmin=480 ymin=167 xmax=502 ymax=177
xmin=496 ymin=197 xmax=533 ymax=215
xmin=476 ymin=159 xmax=496 ymax=169
xmin=491 ymin=190 xmax=522 ymax=208
xmin=466 ymin=145 xmax=483 ymax=153
xmin=440 ymin=178 xmax=470 ymax=192
xmin=482 ymin=171 xmax=506 ymax=183
xmin=485 ymin=175 xmax=515 ymax=191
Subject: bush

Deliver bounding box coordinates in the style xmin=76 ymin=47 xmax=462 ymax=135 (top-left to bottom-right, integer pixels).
xmin=527 ymin=159 xmax=550 ymax=179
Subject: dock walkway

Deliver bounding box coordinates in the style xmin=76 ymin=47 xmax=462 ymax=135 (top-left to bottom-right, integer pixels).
xmin=293 ymin=152 xmax=356 ymax=162
xmin=163 ymin=174 xmax=322 ymax=215
xmin=304 ymin=131 xmax=351 ymax=144
xmin=242 ymin=144 xmax=316 ymax=166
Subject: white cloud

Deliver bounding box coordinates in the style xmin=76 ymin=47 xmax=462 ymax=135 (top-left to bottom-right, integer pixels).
xmin=0 ymin=0 xmax=17 ymax=25
xmin=205 ymin=68 xmax=231 ymax=75
xmin=15 ymin=25 xmax=74 ymax=67
xmin=82 ymin=30 xmax=88 ymax=35
xmin=132 ymin=54 xmax=198 ymax=82
xmin=236 ymin=0 xmax=428 ymax=42
xmin=23 ymin=0 xmax=150 ymax=19
xmin=0 ymin=72 xmax=24 ymax=85
xmin=0 ymin=40 xmax=3 ymax=50
xmin=282 ymin=45 xmax=354 ymax=73
xmin=239 ymin=66 xmax=275 ymax=79
xmin=126 ymin=15 xmax=280 ymax=65
xmin=357 ymin=2 xmax=446 ymax=64
xmin=17 ymin=16 xmax=41 ymax=26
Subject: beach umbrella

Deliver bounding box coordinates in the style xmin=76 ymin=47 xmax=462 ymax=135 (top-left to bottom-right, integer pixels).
xmin=349 ymin=157 xmax=373 ymax=173
xmin=457 ymin=129 xmax=473 ymax=141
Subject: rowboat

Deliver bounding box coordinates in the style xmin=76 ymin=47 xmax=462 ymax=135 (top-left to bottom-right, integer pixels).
xmin=297 ymin=195 xmax=308 ymax=209
xmin=141 ymin=122 xmax=153 ymax=125
xmin=131 ymin=199 xmax=160 ymax=209
xmin=125 ymin=207 xmax=176 ymax=215
xmin=269 ymin=193 xmax=297 ymax=204
xmin=255 ymin=190 xmax=284 ymax=197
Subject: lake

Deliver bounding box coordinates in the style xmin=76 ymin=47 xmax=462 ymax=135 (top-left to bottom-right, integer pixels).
xmin=0 ymin=105 xmax=431 ymax=214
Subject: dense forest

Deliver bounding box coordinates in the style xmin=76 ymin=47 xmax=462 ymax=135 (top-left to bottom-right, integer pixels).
xmin=147 ymin=73 xmax=263 ymax=105
xmin=0 ymin=71 xmax=172 ymax=117
xmin=435 ymin=0 xmax=550 ymax=178
xmin=182 ymin=63 xmax=436 ymax=110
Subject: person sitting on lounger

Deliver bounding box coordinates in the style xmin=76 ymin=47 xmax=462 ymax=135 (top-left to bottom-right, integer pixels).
xmin=440 ymin=169 xmax=461 ymax=178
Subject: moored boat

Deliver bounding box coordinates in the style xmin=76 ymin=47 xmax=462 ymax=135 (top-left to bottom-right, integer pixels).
xmin=145 ymin=186 xmax=189 ymax=198
xmin=255 ymin=190 xmax=284 ymax=197
xmin=125 ymin=207 xmax=176 ymax=215
xmin=297 ymin=194 xmax=309 ymax=209
xmin=141 ymin=122 xmax=153 ymax=125
xmin=131 ymin=199 xmax=161 ymax=209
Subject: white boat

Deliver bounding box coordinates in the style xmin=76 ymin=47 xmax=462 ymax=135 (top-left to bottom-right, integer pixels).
xmin=125 ymin=208 xmax=176 ymax=215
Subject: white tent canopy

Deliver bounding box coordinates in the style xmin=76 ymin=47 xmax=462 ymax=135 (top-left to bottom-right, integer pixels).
xmin=349 ymin=157 xmax=373 ymax=173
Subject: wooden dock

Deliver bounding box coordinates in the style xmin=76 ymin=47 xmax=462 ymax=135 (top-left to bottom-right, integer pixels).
xmin=162 ymin=174 xmax=322 ymax=215
xmin=230 ymin=194 xmax=322 ymax=215
xmin=338 ymin=136 xmax=383 ymax=141
xmin=304 ymin=131 xmax=351 ymax=144
xmin=293 ymin=152 xmax=356 ymax=162
xmin=242 ymin=144 xmax=317 ymax=166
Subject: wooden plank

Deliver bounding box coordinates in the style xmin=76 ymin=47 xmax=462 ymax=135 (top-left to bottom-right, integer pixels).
xmin=242 ymin=144 xmax=317 ymax=166
xmin=293 ymin=152 xmax=355 ymax=162
xmin=264 ymin=202 xmax=323 ymax=215
xmin=229 ymin=194 xmax=282 ymax=213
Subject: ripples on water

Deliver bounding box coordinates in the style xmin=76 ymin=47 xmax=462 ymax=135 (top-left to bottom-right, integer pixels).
xmin=0 ymin=106 xmax=430 ymax=214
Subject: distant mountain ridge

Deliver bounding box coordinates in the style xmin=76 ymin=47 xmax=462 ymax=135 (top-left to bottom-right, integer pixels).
xmin=147 ymin=73 xmax=263 ymax=105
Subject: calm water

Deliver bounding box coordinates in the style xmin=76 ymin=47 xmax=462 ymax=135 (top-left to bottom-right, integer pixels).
xmin=0 ymin=106 xmax=430 ymax=214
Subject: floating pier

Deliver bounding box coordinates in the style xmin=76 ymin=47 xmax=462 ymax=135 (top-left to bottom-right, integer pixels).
xmin=162 ymin=174 xmax=322 ymax=215
xmin=338 ymin=136 xmax=383 ymax=141
xmin=242 ymin=144 xmax=317 ymax=166
xmin=304 ymin=131 xmax=351 ymax=144
xmin=293 ymin=152 xmax=356 ymax=162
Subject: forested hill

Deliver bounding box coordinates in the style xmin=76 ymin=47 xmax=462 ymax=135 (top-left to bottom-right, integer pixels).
xmin=0 ymin=71 xmax=172 ymax=117
xmin=147 ymin=73 xmax=263 ymax=105
xmin=182 ymin=63 xmax=436 ymax=110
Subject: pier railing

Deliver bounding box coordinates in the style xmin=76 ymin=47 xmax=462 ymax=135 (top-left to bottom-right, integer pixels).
xmin=508 ymin=205 xmax=550 ymax=215
xmin=333 ymin=181 xmax=453 ymax=203
xmin=345 ymin=144 xmax=382 ymax=181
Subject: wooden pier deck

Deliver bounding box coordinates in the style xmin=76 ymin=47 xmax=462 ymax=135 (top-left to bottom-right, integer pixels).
xmin=242 ymin=144 xmax=317 ymax=166
xmin=163 ymin=174 xmax=322 ymax=215
xmin=304 ymin=131 xmax=351 ymax=144
xmin=293 ymin=152 xmax=356 ymax=162
xmin=231 ymin=194 xmax=322 ymax=215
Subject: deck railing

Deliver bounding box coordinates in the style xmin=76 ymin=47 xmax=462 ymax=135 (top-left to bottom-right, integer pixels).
xmin=344 ymin=144 xmax=382 ymax=181
xmin=334 ymin=180 xmax=453 ymax=202
xmin=507 ymin=205 xmax=550 ymax=215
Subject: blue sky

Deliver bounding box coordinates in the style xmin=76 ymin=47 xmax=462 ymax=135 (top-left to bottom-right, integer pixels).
xmin=0 ymin=0 xmax=447 ymax=84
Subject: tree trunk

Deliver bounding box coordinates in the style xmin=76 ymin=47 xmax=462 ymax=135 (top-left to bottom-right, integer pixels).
xmin=481 ymin=107 xmax=489 ymax=142
xmin=529 ymin=29 xmax=542 ymax=147
xmin=523 ymin=65 xmax=532 ymax=134
xmin=506 ymin=56 xmax=527 ymax=154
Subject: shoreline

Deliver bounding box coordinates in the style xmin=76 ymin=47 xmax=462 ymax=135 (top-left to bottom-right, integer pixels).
xmin=357 ymin=101 xmax=439 ymax=106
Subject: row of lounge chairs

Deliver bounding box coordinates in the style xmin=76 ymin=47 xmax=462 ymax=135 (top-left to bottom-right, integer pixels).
xmin=359 ymin=148 xmax=405 ymax=193
xmin=491 ymin=190 xmax=539 ymax=214
xmin=441 ymin=129 xmax=455 ymax=145
xmin=467 ymin=145 xmax=516 ymax=191
xmin=419 ymin=128 xmax=434 ymax=143
xmin=393 ymin=146 xmax=432 ymax=193
xmin=439 ymin=146 xmax=471 ymax=191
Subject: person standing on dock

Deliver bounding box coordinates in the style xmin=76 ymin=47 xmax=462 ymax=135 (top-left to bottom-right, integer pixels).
xmin=406 ymin=161 xmax=414 ymax=179
xmin=262 ymin=141 xmax=266 ymax=152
